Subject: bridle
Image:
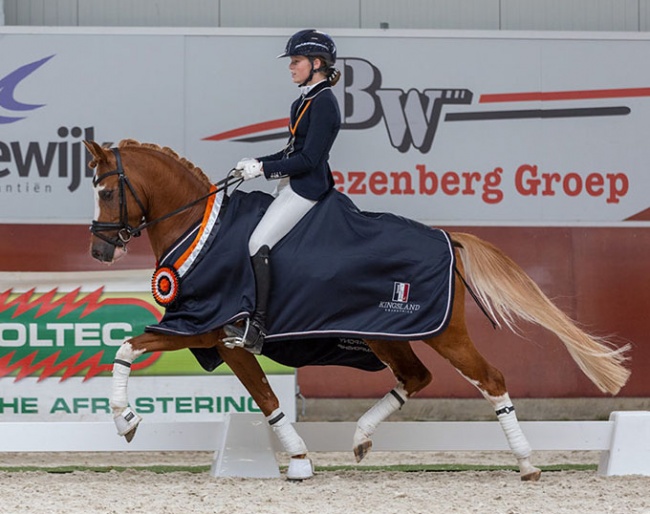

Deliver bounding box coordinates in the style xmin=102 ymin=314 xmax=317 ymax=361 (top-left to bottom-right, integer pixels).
xmin=90 ymin=148 xmax=147 ymax=248
xmin=90 ymin=147 xmax=242 ymax=248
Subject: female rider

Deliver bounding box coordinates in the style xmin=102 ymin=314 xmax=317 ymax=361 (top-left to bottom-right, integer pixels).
xmin=224 ymin=29 xmax=342 ymax=354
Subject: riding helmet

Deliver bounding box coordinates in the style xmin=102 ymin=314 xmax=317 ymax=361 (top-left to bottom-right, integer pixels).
xmin=278 ymin=29 xmax=337 ymax=65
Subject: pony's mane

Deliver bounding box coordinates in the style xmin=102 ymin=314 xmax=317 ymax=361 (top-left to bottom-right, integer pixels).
xmin=117 ymin=139 xmax=212 ymax=189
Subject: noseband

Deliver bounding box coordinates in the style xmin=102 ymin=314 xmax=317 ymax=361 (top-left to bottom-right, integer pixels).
xmin=90 ymin=148 xmax=147 ymax=248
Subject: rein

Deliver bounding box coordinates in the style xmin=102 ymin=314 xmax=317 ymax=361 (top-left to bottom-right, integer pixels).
xmin=90 ymin=147 xmax=242 ymax=247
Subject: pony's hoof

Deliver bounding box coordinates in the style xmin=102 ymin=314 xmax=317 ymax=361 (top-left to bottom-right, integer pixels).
xmin=286 ymin=457 xmax=313 ymax=481
xmin=124 ymin=425 xmax=138 ymax=443
xmin=521 ymin=468 xmax=542 ymax=482
xmin=114 ymin=407 xmax=142 ymax=442
xmin=354 ymin=440 xmax=372 ymax=463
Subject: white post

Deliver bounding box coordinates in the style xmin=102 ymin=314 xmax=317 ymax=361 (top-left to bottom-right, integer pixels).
xmin=211 ymin=413 xmax=280 ymax=478
xmin=598 ymin=411 xmax=650 ymax=476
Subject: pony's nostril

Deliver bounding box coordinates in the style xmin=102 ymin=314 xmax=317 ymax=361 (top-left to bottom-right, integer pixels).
xmin=91 ymin=244 xmax=114 ymax=262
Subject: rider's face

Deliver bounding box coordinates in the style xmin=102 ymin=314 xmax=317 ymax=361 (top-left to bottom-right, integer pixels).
xmin=289 ymin=55 xmax=313 ymax=85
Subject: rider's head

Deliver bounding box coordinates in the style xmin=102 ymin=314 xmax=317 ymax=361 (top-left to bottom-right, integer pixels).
xmin=278 ymin=29 xmax=340 ymax=87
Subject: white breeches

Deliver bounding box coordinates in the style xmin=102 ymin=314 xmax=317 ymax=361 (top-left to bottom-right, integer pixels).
xmin=248 ymin=181 xmax=316 ymax=255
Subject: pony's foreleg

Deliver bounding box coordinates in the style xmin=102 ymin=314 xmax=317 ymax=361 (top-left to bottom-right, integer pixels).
xmin=266 ymin=408 xmax=312 ymax=480
xmin=111 ymin=331 xmax=217 ymax=443
xmin=216 ymin=342 xmax=313 ymax=480
xmin=111 ymin=341 xmax=144 ymax=441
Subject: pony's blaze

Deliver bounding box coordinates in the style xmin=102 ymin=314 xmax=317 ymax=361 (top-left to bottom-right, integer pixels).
xmin=93 ymin=182 xmax=104 ymax=221
xmin=91 ymin=181 xmax=127 ymax=264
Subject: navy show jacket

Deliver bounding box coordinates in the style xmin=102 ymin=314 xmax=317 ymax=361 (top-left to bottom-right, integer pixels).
xmin=257 ymin=80 xmax=341 ymax=201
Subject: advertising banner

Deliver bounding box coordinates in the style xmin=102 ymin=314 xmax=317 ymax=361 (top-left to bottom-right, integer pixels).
xmin=1 ymin=28 xmax=650 ymax=225
xmin=0 ymin=271 xmax=296 ymax=423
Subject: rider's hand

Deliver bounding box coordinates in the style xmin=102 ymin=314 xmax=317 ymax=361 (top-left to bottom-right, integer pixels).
xmin=236 ymin=158 xmax=253 ymax=170
xmin=238 ymin=159 xmax=263 ymax=181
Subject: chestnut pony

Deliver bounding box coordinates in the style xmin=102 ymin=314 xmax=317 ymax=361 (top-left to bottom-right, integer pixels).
xmin=85 ymin=139 xmax=630 ymax=481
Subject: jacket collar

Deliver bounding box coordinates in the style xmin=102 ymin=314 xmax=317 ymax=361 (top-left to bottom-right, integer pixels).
xmin=300 ymin=80 xmax=330 ymax=100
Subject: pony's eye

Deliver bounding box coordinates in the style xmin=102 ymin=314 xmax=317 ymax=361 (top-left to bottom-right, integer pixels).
xmin=99 ymin=189 xmax=114 ymax=202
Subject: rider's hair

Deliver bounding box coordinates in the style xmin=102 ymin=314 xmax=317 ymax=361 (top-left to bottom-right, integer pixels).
xmin=312 ymin=55 xmax=340 ymax=86
xmin=326 ymin=67 xmax=341 ymax=86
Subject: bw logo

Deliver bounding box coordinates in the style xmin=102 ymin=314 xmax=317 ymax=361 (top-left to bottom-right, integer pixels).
xmin=0 ymin=55 xmax=53 ymax=124
xmin=332 ymin=58 xmax=473 ymax=153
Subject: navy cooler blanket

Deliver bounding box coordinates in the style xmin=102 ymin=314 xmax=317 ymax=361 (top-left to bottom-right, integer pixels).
xmin=147 ymin=188 xmax=455 ymax=369
xmin=269 ymin=191 xmax=455 ymax=340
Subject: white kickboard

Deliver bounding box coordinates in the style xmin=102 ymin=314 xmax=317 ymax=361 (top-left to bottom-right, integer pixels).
xmin=210 ymin=412 xmax=280 ymax=478
xmin=598 ymin=411 xmax=650 ymax=476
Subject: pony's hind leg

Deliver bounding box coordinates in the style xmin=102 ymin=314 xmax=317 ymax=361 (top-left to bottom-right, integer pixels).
xmin=354 ymin=340 xmax=432 ymax=462
xmin=424 ymin=261 xmax=541 ymax=481
xmin=427 ymin=304 xmax=541 ymax=481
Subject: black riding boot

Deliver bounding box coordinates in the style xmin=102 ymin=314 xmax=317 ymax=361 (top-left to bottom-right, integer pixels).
xmin=249 ymin=244 xmax=271 ymax=345
xmin=224 ymin=245 xmax=270 ymax=355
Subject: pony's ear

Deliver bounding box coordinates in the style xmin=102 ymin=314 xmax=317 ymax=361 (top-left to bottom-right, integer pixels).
xmin=83 ymin=140 xmax=108 ymax=168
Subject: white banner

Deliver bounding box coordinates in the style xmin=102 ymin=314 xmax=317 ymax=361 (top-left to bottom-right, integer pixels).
xmin=2 ymin=28 xmax=650 ymax=225
xmin=0 ymin=375 xmax=296 ymax=423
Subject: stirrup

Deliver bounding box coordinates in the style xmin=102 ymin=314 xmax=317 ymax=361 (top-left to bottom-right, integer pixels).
xmin=223 ymin=318 xmax=265 ymax=355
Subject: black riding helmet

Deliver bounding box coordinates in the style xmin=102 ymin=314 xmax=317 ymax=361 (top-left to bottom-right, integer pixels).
xmin=278 ymin=29 xmax=337 ymax=64
xmin=278 ymin=29 xmax=339 ymax=86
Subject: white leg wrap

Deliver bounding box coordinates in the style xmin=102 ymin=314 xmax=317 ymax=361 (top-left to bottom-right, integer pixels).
xmin=110 ymin=361 xmax=130 ymax=413
xmin=267 ymin=409 xmax=307 ymax=457
xmin=470 ymin=385 xmax=540 ymax=479
xmin=354 ymin=384 xmax=408 ymax=446
xmin=110 ymin=342 xmax=144 ymax=415
xmin=493 ymin=395 xmax=532 ymax=460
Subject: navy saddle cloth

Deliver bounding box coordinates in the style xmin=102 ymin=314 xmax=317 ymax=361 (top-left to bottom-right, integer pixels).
xmin=146 ymin=188 xmax=455 ymax=372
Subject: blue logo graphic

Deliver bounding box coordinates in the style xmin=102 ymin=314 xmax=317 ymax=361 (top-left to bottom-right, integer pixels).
xmin=0 ymin=54 xmax=54 ymax=124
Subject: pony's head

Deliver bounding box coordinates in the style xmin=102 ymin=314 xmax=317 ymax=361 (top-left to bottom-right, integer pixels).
xmin=85 ymin=140 xmax=147 ymax=264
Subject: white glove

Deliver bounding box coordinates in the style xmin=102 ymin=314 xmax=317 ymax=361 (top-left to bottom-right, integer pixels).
xmin=239 ymin=159 xmax=263 ymax=181
xmin=236 ymin=158 xmax=253 ymax=170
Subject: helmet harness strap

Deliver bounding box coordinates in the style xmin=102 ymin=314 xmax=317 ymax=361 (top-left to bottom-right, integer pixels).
xmin=299 ymin=56 xmax=327 ymax=87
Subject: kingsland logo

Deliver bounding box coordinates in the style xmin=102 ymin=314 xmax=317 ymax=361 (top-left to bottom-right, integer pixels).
xmin=205 ymin=57 xmax=640 ymax=153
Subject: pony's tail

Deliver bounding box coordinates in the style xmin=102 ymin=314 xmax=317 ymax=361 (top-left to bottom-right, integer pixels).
xmin=451 ymin=232 xmax=631 ymax=395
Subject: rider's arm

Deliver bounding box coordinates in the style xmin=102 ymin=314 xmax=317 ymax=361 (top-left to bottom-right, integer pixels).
xmin=259 ymin=93 xmax=340 ymax=179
